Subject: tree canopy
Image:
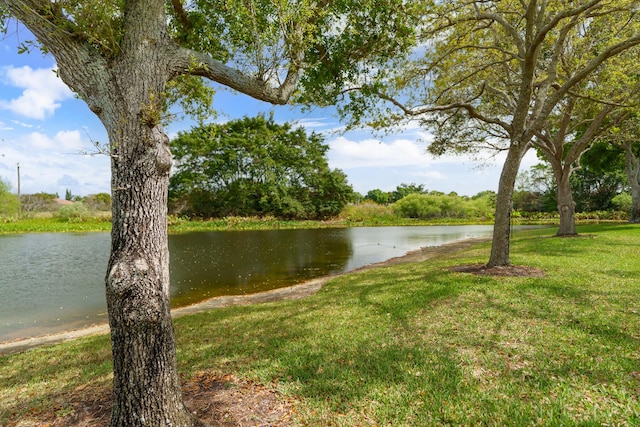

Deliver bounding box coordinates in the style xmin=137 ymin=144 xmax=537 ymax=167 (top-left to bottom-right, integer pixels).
xmin=169 ymin=115 xmax=354 ymax=219
xmin=337 ymin=0 xmax=640 ymax=266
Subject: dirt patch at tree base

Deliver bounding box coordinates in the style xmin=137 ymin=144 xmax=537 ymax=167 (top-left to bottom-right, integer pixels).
xmin=16 ymin=372 xmax=295 ymax=427
xmin=450 ymin=263 xmax=545 ymax=277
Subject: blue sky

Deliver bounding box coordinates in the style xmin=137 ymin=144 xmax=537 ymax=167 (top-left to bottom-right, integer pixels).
xmin=0 ymin=29 xmax=539 ymax=198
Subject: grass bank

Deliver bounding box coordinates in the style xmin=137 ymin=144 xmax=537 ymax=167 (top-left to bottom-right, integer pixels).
xmin=1 ymin=224 xmax=639 ymax=425
xmin=0 ymin=215 xmax=495 ymax=234
xmin=1 ymin=212 xmax=625 ymax=235
xmin=0 ymin=216 xmax=112 ymax=234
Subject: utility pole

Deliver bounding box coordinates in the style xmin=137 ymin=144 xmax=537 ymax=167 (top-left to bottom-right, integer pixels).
xmin=17 ymin=162 xmax=21 ymax=217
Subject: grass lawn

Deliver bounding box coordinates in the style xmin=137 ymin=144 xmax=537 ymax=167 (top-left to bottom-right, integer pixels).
xmin=1 ymin=224 xmax=639 ymax=425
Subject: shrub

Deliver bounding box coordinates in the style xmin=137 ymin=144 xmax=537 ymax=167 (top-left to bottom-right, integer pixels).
xmin=55 ymin=203 xmax=92 ymax=222
xmin=393 ymin=194 xmax=441 ymax=219
xmin=611 ymin=192 xmax=632 ymax=213
xmin=340 ymin=202 xmax=397 ymax=223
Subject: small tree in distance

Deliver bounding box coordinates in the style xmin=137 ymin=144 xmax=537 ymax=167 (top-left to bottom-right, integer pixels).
xmin=0 ymin=177 xmax=19 ymax=216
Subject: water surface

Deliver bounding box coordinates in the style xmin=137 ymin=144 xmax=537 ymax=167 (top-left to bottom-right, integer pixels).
xmin=0 ymin=225 xmax=530 ymax=342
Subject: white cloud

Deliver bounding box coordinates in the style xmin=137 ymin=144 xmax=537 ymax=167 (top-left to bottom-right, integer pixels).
xmin=325 ymin=131 xmax=549 ymax=196
xmin=23 ymin=130 xmax=84 ymax=151
xmin=328 ymin=136 xmax=430 ymax=169
xmin=23 ymin=132 xmax=52 ymax=150
xmin=291 ymin=118 xmax=324 ymax=128
xmin=53 ymin=130 xmax=85 ymax=151
xmin=0 ymin=121 xmax=12 ymax=131
xmin=10 ymin=120 xmax=33 ymax=128
xmin=0 ymin=66 xmax=74 ymax=119
xmin=413 ymin=170 xmax=446 ymax=180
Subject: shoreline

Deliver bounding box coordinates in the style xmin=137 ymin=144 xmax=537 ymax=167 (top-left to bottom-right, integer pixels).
xmin=0 ymin=237 xmax=489 ymax=356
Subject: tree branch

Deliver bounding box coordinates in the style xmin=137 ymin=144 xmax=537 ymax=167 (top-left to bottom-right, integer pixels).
xmin=532 ymin=0 xmax=603 ymax=48
xmin=1 ymin=0 xmax=77 ymax=51
xmin=171 ymin=45 xmax=301 ymax=105
xmin=551 ymin=36 xmax=640 ymax=108
xmin=170 ymin=0 xmax=192 ymax=31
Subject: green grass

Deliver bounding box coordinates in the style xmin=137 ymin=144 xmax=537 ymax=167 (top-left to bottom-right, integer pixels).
xmin=0 ymin=212 xmax=625 ymax=235
xmin=1 ymin=224 xmax=639 ymax=425
xmin=0 ymin=216 xmax=112 ymax=234
xmin=0 ymin=215 xmax=495 ymax=235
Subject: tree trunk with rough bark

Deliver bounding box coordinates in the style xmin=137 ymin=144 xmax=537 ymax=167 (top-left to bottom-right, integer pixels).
xmin=105 ymin=120 xmax=198 ymax=426
xmin=555 ymin=172 xmax=577 ymax=236
xmin=487 ymin=142 xmax=528 ymax=267
xmin=630 ymin=188 xmax=640 ymax=223
xmin=624 ymin=143 xmax=640 ymax=223
xmin=99 ymin=40 xmax=202 ymax=427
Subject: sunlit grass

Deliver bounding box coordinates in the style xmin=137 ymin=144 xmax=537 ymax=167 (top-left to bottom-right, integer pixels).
xmin=1 ymin=224 xmax=639 ymax=425
xmin=0 ymin=213 xmax=567 ymax=235
xmin=0 ymin=216 xmax=112 ymax=234
xmin=1 ymin=211 xmax=628 ymax=236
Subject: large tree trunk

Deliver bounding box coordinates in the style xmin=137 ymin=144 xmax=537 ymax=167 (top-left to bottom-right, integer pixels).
xmin=630 ymin=187 xmax=640 ymax=223
xmin=624 ymin=143 xmax=640 ymax=223
xmin=555 ymin=172 xmax=577 ymax=236
xmin=105 ymin=115 xmax=199 ymax=426
xmin=487 ymin=143 xmax=528 ymax=267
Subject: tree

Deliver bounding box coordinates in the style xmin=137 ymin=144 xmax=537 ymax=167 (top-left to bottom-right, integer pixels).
xmin=339 ymin=0 xmax=640 ymax=266
xmin=514 ymin=163 xmax=557 ymax=213
xmin=19 ymin=191 xmax=58 ymax=213
xmin=365 ymin=188 xmax=391 ymax=204
xmin=532 ymin=40 xmax=640 ymax=235
xmin=170 ymin=115 xmax=354 ymax=219
xmin=533 ymin=97 xmax=625 ymax=235
xmin=0 ymin=0 xmax=419 ymax=425
xmin=392 ymin=191 xmax=494 ymax=220
xmin=391 ymin=183 xmax=426 ymax=202
xmin=83 ymin=192 xmax=112 ymax=211
xmin=600 ymin=115 xmax=640 ymax=222
xmin=570 ymin=163 xmax=626 ymax=212
xmin=619 ymin=125 xmax=640 ymax=222
xmin=0 ymin=177 xmax=19 ymax=216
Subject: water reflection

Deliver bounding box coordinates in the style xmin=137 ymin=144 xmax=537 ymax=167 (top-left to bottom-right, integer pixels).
xmin=0 ymin=225 xmax=518 ymax=342
xmin=169 ymin=229 xmax=353 ymax=306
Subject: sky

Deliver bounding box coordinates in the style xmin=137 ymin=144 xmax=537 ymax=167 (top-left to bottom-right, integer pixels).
xmin=0 ymin=29 xmax=540 ymax=198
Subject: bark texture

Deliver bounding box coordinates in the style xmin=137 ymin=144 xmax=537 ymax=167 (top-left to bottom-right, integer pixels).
xmin=487 ymin=143 xmax=527 ymax=267
xmin=624 ymin=143 xmax=640 ymax=223
xmin=555 ymin=173 xmax=577 ymax=236
xmin=105 ymin=120 xmax=194 ymax=427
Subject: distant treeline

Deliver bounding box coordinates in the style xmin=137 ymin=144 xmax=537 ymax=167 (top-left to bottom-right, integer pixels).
xmin=0 ymin=180 xmax=111 ymax=220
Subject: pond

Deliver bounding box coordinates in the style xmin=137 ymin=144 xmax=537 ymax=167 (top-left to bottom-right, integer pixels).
xmin=0 ymin=225 xmax=537 ymax=342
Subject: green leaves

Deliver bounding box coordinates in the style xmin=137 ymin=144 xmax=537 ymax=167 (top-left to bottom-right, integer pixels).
xmin=169 ymin=115 xmax=354 ymax=219
xmin=0 ymin=3 xmax=9 ymax=35
xmin=169 ymin=0 xmax=318 ymax=75
xmin=53 ymin=0 xmax=125 ymax=54
xmin=335 ymin=0 xmax=640 ymax=155
xmin=298 ymin=0 xmax=423 ymax=106
xmin=164 ymin=75 xmax=216 ymax=124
